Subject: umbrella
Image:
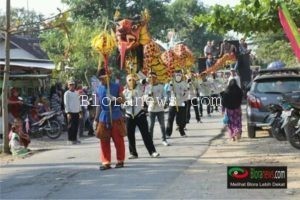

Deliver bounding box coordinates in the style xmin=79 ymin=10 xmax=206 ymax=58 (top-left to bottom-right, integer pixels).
xmin=267 ymin=60 xmax=286 ymax=69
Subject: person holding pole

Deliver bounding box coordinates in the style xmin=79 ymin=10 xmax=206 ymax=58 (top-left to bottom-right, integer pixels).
xmin=94 ymin=68 xmax=126 ymax=170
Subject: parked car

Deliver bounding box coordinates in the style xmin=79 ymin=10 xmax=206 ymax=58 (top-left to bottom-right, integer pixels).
xmin=246 ymin=68 xmax=300 ymax=138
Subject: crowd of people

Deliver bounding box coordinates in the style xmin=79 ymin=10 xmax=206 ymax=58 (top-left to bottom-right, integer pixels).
xmin=204 ymin=38 xmax=251 ymax=71
xmin=89 ymin=66 xmax=243 ymax=170
xmin=7 ymin=82 xmax=95 ymax=156
xmin=6 ymin=39 xmax=247 ymax=169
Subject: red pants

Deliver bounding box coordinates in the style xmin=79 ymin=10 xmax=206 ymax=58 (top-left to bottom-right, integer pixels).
xmin=100 ymin=125 xmax=125 ymax=165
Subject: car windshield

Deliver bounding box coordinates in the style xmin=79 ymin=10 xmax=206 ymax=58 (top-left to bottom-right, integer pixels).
xmin=254 ymin=78 xmax=300 ymax=94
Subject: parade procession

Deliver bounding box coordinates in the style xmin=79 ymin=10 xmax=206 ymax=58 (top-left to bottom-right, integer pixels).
xmin=89 ymin=9 xmax=241 ymax=170
xmin=1 ymin=1 xmax=300 ymax=199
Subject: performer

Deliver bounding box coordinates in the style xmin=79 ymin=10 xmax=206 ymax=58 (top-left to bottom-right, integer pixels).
xmin=186 ymin=70 xmax=201 ymax=123
xmin=145 ymin=72 xmax=169 ymax=146
xmin=123 ymin=74 xmax=160 ymax=159
xmin=166 ymin=70 xmax=188 ymax=138
xmin=94 ymin=68 xmax=126 ymax=170
xmin=199 ymin=74 xmax=212 ymax=117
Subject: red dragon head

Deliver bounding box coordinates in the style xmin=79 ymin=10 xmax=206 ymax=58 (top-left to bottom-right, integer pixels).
xmin=115 ymin=10 xmax=151 ymax=69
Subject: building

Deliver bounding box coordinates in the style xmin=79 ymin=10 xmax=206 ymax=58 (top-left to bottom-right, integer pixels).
xmin=0 ymin=34 xmax=55 ymax=97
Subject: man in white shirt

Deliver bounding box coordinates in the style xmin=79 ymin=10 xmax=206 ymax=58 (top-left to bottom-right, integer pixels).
xmin=166 ymin=70 xmax=188 ymax=138
xmin=145 ymin=72 xmax=169 ymax=146
xmin=228 ymin=69 xmax=241 ymax=88
xmin=64 ymin=80 xmax=82 ymax=144
xmin=204 ymin=41 xmax=212 ymax=57
xmin=123 ymin=74 xmax=160 ymax=159
xmin=186 ymin=71 xmax=201 ymax=123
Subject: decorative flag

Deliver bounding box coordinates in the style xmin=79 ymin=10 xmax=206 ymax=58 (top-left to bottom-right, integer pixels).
xmin=278 ymin=3 xmax=300 ymax=60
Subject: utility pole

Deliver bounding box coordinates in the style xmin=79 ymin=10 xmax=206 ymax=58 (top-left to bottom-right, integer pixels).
xmin=2 ymin=0 xmax=11 ymax=153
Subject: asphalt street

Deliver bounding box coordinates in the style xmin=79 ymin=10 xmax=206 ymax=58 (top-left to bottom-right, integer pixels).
xmin=0 ymin=111 xmax=224 ymax=199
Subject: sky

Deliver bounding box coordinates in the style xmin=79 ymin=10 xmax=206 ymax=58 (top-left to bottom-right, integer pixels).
xmin=0 ymin=0 xmax=240 ymax=17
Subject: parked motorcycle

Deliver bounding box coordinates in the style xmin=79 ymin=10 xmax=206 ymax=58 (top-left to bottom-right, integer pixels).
xmin=281 ymin=100 xmax=300 ymax=150
xmin=20 ymin=102 xmax=62 ymax=139
xmin=267 ymin=104 xmax=286 ymax=141
xmin=25 ymin=110 xmax=62 ymax=139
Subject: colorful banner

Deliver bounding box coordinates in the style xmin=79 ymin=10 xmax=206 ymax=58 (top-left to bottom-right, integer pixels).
xmin=278 ymin=3 xmax=300 ymax=60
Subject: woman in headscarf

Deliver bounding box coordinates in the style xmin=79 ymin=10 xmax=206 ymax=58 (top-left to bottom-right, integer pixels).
xmin=221 ymin=79 xmax=243 ymax=141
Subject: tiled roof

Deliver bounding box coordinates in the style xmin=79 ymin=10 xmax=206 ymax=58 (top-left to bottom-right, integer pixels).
xmin=1 ymin=34 xmax=49 ymax=59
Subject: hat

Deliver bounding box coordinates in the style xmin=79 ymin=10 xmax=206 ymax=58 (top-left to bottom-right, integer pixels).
xmin=68 ymin=80 xmax=75 ymax=85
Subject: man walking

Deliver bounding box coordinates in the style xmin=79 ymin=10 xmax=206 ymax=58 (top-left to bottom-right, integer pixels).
xmin=94 ymin=69 xmax=126 ymax=170
xmin=166 ymin=70 xmax=188 ymax=138
xmin=145 ymin=72 xmax=169 ymax=146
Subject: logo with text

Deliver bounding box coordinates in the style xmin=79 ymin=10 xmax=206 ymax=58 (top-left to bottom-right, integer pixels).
xmin=227 ymin=166 xmax=287 ymax=189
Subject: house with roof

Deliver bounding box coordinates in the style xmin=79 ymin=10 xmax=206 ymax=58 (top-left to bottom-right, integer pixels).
xmin=0 ymin=34 xmax=55 ymax=97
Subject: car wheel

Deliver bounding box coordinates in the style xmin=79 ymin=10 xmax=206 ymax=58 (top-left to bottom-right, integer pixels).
xmin=247 ymin=123 xmax=256 ymax=138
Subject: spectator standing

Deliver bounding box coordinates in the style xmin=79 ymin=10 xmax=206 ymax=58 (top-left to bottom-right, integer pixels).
xmin=206 ymin=54 xmax=214 ymax=69
xmin=211 ymin=40 xmax=220 ymax=58
xmin=219 ymin=39 xmax=231 ymax=57
xmin=64 ymin=80 xmax=81 ymax=145
xmin=8 ymin=88 xmax=23 ymax=124
xmin=203 ymin=41 xmax=212 ymax=57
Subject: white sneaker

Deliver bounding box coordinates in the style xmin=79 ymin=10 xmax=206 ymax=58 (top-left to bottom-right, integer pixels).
xmin=162 ymin=141 xmax=170 ymax=146
xmin=151 ymin=152 xmax=160 ymax=158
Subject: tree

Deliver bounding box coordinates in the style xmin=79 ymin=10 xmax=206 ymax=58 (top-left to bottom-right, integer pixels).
xmin=40 ymin=18 xmax=101 ymax=84
xmin=166 ymin=0 xmax=222 ymax=55
xmin=0 ymin=8 xmax=44 ymax=37
xmin=194 ymin=0 xmax=300 ymax=35
xmin=253 ymin=32 xmax=300 ymax=67
xmin=62 ymin=0 xmax=171 ymax=39
xmin=194 ymin=0 xmax=300 ymax=66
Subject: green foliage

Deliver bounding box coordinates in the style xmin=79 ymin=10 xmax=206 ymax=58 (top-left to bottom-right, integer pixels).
xmin=166 ymin=0 xmax=222 ymax=55
xmin=40 ymin=19 xmax=101 ymax=83
xmin=0 ymin=8 xmax=43 ymax=36
xmin=194 ymin=0 xmax=300 ymax=35
xmin=40 ymin=0 xmax=224 ymax=82
xmin=253 ymin=32 xmax=300 ymax=67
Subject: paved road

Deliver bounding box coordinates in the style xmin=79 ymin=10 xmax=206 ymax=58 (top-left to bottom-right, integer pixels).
xmin=0 ymin=111 xmax=224 ymax=199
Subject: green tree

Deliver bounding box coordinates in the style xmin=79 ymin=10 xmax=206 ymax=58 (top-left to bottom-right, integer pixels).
xmin=194 ymin=0 xmax=300 ymax=35
xmin=0 ymin=8 xmax=44 ymax=37
xmin=62 ymin=0 xmax=171 ymax=39
xmin=253 ymin=32 xmax=300 ymax=67
xmin=194 ymin=0 xmax=300 ymax=66
xmin=166 ymin=0 xmax=222 ymax=55
xmin=40 ymin=19 xmax=101 ymax=83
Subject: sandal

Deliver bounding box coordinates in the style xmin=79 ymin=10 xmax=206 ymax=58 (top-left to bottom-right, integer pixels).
xmin=99 ymin=164 xmax=111 ymax=171
xmin=115 ymin=162 xmax=124 ymax=168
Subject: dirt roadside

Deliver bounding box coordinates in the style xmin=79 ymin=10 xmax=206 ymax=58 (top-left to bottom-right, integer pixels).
xmin=200 ymin=130 xmax=300 ymax=198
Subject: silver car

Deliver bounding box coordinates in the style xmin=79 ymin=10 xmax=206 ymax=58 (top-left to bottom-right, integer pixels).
xmin=246 ymin=68 xmax=300 ymax=138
